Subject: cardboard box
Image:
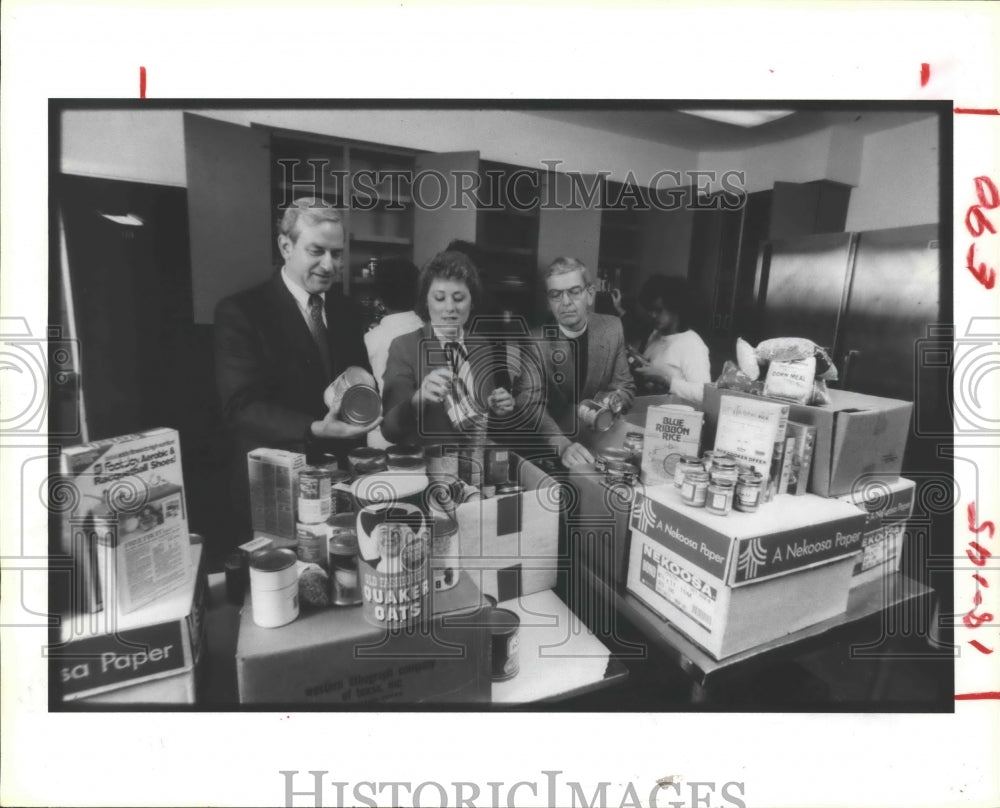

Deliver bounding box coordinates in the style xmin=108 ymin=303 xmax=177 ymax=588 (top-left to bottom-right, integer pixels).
xmin=236 ymin=571 xmax=491 ymax=705
xmin=836 ymin=477 xmax=916 ymax=588
xmin=58 ymin=427 xmax=194 ymax=614
xmin=625 ymin=487 xmax=866 ymax=659
xmin=57 ymin=542 xmax=206 ymax=704
xmin=456 ymin=454 xmax=561 ymax=602
xmin=702 ymin=386 xmax=913 ymax=498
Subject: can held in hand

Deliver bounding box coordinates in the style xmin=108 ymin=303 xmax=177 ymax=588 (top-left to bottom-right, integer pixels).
xmin=578 ymin=399 xmax=615 ymax=432
xmin=249 ymin=548 xmax=299 ymax=628
xmin=489 ymin=608 xmax=521 ymax=682
xmin=323 ymin=366 xmax=382 ymax=427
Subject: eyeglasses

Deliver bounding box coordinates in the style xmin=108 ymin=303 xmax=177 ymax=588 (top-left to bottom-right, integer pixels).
xmin=546 ymin=285 xmax=589 ymax=303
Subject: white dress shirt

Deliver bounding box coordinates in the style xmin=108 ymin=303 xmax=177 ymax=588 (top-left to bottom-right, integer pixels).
xmin=281 ymin=267 xmax=327 ymax=328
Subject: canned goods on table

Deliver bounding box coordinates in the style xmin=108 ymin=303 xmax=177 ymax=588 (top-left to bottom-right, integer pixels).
xmin=489 ymin=608 xmax=521 ymax=682
xmin=249 ymin=548 xmax=299 ymax=628
xmin=298 ymin=466 xmax=333 ymax=524
xmin=328 ymin=514 xmax=362 ymax=606
xmin=296 ymin=521 xmax=332 ymax=567
xmin=348 ymin=447 xmax=388 ymax=477
xmin=595 ymin=447 xmax=630 ymax=474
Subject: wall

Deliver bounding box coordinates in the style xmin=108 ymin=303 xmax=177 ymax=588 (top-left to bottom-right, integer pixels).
xmin=60 ymin=108 xmax=700 ymax=190
xmin=844 ymin=116 xmax=939 ymax=231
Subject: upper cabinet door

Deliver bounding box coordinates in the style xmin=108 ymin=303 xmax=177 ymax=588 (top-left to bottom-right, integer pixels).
xmin=184 ymin=113 xmax=273 ymax=323
xmin=412 ymin=150 xmax=480 ymax=268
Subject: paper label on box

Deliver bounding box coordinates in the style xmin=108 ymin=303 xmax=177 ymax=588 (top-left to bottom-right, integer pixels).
xmin=641 ymin=405 xmax=704 ymax=486
xmin=59 ymin=619 xmax=189 ymax=699
xmin=636 ymin=538 xmax=719 ymax=631
xmin=631 ymin=493 xmax=730 ymax=579
xmin=733 ymin=519 xmax=865 ymax=583
xmin=855 ymin=524 xmax=903 ymax=574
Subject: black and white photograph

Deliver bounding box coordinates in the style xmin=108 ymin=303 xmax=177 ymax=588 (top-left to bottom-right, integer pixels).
xmin=47 ymin=101 xmax=954 ymax=713
xmin=2 ymin=4 xmax=999 ymax=808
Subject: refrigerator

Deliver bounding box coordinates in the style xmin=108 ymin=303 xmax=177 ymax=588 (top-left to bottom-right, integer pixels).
xmin=754 ymin=223 xmax=940 ymax=404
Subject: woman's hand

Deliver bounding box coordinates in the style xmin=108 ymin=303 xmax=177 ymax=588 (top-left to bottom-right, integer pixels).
xmin=413 ymin=367 xmax=454 ymax=406
xmin=487 ymin=387 xmax=515 ymax=417
xmin=631 ymin=356 xmax=675 ymax=391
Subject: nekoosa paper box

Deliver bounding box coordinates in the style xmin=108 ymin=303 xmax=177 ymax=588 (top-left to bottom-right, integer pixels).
xmin=236 ymin=571 xmax=491 ymax=705
xmin=57 ymin=542 xmax=206 ymax=704
xmin=626 ymin=487 xmax=867 ymax=659
xmin=702 ymin=386 xmax=913 ymax=498
xmin=835 ymin=477 xmax=916 ymax=588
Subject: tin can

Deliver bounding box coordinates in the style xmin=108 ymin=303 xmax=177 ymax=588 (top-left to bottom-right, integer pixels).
xmin=489 ymin=608 xmax=521 ymax=682
xmin=484 ymin=447 xmax=511 ymax=486
xmin=605 ymin=459 xmax=628 ymax=485
xmin=495 ymin=482 xmax=523 ymax=497
xmin=595 ymin=447 xmax=630 ymax=473
xmin=594 ymin=447 xmax=629 ymax=474
xmin=297 ymin=466 xmax=333 ymax=524
xmin=735 ymin=471 xmax=765 ymax=513
xmin=680 ymin=470 xmax=710 ymax=508
xmin=623 ymin=431 xmax=644 ymax=465
xmin=348 ymin=447 xmax=388 ymax=477
xmin=426 ymin=444 xmax=460 ymax=484
xmin=323 ymin=366 xmax=382 ymax=427
xmin=429 ymin=514 xmax=460 ymax=591
xmin=296 ymin=521 xmax=332 ymax=567
xmin=578 ymin=399 xmax=615 ymax=432
xmin=355 ymin=502 xmax=429 ymax=626
xmin=674 ymin=455 xmax=703 ymax=488
xmin=386 ymin=444 xmax=425 ymax=471
xmin=706 ymin=478 xmax=736 ymax=516
xmin=249 ymin=548 xmax=299 ymax=628
xmin=329 ymin=514 xmax=362 ymax=606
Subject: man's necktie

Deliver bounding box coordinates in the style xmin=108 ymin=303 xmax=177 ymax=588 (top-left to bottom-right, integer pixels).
xmin=308 ymin=293 xmax=333 ymax=378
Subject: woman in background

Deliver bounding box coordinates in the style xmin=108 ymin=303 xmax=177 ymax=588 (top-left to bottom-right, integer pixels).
xmin=630 ymin=275 xmax=712 ymax=403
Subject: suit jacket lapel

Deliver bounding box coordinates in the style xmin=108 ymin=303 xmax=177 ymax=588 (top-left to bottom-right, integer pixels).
xmin=271 ymin=273 xmax=326 ymax=373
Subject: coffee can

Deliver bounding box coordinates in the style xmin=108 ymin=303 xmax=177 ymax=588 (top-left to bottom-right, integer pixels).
xmin=249 ymin=548 xmax=299 ymax=628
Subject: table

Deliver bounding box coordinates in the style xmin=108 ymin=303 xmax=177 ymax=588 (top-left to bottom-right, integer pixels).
xmin=575 ymin=562 xmax=936 ymax=702
xmin=199 ymin=573 xmax=626 ymax=707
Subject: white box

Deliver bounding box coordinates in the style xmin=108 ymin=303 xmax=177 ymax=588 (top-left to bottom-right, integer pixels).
xmin=626 ymin=487 xmax=867 ymax=659
xmin=456 ymin=454 xmax=561 ymax=602
xmin=247 ymin=448 xmax=306 ymax=546
xmin=836 ymin=477 xmax=916 ymax=588
xmin=57 ymin=543 xmax=206 ymax=704
xmin=58 ymin=427 xmax=193 ymax=614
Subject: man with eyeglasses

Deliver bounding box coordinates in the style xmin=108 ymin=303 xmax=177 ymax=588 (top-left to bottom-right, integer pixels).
xmin=533 ymin=256 xmax=635 ymax=467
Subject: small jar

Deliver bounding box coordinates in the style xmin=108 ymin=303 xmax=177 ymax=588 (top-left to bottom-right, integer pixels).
xmin=328 ymin=514 xmax=362 ymax=607
xmin=620 ymin=462 xmax=640 ymax=486
xmin=347 ymin=447 xmax=388 ymax=477
xmin=735 ymin=471 xmax=765 ymax=513
xmin=674 ymin=455 xmax=703 ymax=488
xmin=595 ymin=447 xmax=629 ymax=473
xmin=623 ymin=431 xmax=644 ymax=466
xmin=710 ymin=456 xmax=740 ymax=485
xmin=680 ymin=470 xmax=710 ymax=508
xmin=706 ymin=479 xmax=736 ymax=516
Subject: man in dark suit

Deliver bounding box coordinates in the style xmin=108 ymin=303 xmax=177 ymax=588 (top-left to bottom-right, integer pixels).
xmin=214 ymin=199 xmax=380 ymax=544
xmin=534 ymin=256 xmax=636 ymax=467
